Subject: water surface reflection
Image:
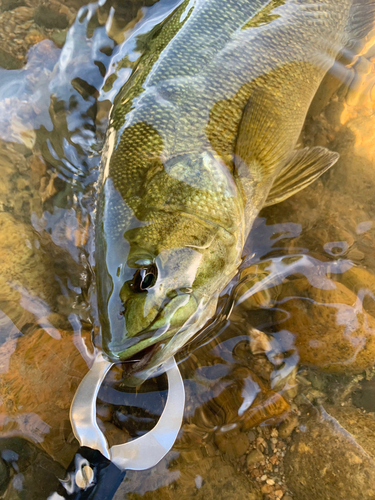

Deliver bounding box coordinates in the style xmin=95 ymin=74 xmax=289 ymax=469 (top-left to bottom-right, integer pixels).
xmin=0 ymin=1 xmax=375 ymax=499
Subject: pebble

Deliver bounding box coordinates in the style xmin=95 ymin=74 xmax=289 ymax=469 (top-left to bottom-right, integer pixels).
xmin=195 ymin=475 xmax=203 ymax=489
xmin=278 ymin=414 xmax=299 ymax=439
xmin=247 ymin=430 xmax=257 ymax=442
xmin=260 ymin=475 xmax=267 ymax=481
xmin=246 ymin=449 xmax=265 ymax=467
xmin=261 ymin=484 xmax=273 ymax=495
xmin=266 ymin=479 xmax=275 ymax=485
xmin=256 ymin=437 xmax=266 ymax=447
xmin=51 ymin=29 xmax=67 ymax=47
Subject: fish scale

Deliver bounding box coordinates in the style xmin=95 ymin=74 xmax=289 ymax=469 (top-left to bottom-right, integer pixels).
xmin=111 ymin=0 xmax=349 ymax=168
xmin=96 ymin=0 xmax=375 ymax=381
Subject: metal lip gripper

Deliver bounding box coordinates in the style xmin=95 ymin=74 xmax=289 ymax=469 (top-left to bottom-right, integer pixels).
xmin=49 ymin=354 xmax=185 ymax=499
xmin=70 ymin=353 xmax=185 ymax=469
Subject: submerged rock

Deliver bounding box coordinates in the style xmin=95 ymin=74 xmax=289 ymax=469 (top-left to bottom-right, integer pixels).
xmin=118 ymin=447 xmax=262 ymax=500
xmin=284 ymin=406 xmax=375 ymax=500
xmin=278 ymin=413 xmax=299 ymax=439
xmin=275 ymin=276 xmax=375 ymax=373
xmin=0 ymin=212 xmax=61 ymax=332
xmin=0 ymin=0 xmax=25 ymax=11
xmin=0 ymin=437 xmax=64 ymax=500
xmin=0 ymin=211 xmax=84 ymax=334
xmin=246 ymin=448 xmax=265 ymax=466
xmin=0 ymin=328 xmax=89 ymax=466
xmin=325 ymin=403 xmax=375 ymax=460
xmin=34 ymin=5 xmax=68 ymax=30
xmin=189 ymin=365 xmax=290 ymax=433
xmin=334 ymin=267 xmax=375 ymax=319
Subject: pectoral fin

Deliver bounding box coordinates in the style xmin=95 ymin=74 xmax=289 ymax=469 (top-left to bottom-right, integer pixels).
xmin=264 ymin=146 xmax=339 ymax=207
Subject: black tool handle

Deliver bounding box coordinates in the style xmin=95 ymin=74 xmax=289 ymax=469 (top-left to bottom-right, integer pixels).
xmin=53 ymin=446 xmax=126 ymax=500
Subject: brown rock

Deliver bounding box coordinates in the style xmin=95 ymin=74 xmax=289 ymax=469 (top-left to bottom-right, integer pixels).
xmin=0 ymin=328 xmax=90 ymax=465
xmin=275 ymin=277 xmax=375 ymax=373
xmin=278 ymin=414 xmax=299 ymax=439
xmin=334 ymin=267 xmax=375 ymax=319
xmin=0 ymin=0 xmax=25 ymax=11
xmin=25 ymin=28 xmax=47 ymax=46
xmin=12 ymin=5 xmax=33 ymax=21
xmin=187 ymin=365 xmax=290 ymax=434
xmin=0 ymin=212 xmax=61 ymax=331
xmin=0 ymin=212 xmax=83 ymax=334
xmin=241 ymin=389 xmax=290 ymax=431
xmin=246 ymin=449 xmax=265 ymax=467
xmin=0 ymin=141 xmax=44 ymax=217
xmin=215 ymin=428 xmax=250 ymax=460
xmin=247 ymin=430 xmax=257 ymax=442
xmin=261 ymin=484 xmax=273 ymax=494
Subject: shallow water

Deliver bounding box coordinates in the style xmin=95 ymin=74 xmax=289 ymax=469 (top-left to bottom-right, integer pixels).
xmin=1 ymin=1 xmax=375 ymax=499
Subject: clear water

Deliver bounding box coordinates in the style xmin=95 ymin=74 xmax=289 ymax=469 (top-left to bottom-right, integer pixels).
xmin=0 ymin=1 xmax=375 ymax=499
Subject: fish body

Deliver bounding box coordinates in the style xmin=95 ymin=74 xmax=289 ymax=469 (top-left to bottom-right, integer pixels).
xmin=96 ymin=0 xmax=374 ymax=380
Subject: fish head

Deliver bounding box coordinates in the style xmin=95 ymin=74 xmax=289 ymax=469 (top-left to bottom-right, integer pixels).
xmin=96 ymin=148 xmax=244 ymax=382
xmin=97 ymin=204 xmax=242 ymax=381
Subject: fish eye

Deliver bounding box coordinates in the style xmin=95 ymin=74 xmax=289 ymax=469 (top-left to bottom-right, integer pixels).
xmin=130 ymin=264 xmax=157 ymax=293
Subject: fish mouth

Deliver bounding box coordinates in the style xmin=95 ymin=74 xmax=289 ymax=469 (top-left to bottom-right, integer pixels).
xmin=118 ymin=341 xmax=163 ymax=377
xmin=105 ymin=294 xmax=196 ymax=365
xmin=105 ymin=323 xmax=182 ymax=370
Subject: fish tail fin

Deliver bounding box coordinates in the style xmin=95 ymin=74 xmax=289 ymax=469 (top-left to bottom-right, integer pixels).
xmin=264 ymin=146 xmax=339 ymax=207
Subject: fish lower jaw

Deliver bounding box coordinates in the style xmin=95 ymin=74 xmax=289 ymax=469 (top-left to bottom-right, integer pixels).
xmin=105 ymin=324 xmax=180 ymax=362
xmin=104 ymin=338 xmax=160 ymax=361
xmin=104 ymin=340 xmax=163 ymax=375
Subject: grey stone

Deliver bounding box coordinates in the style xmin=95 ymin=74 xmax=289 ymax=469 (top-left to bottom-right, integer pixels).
xmin=247 ymin=430 xmax=257 ymax=442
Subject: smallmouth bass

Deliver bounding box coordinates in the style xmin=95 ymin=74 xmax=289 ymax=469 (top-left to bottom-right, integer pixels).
xmin=96 ymin=0 xmax=375 ymax=382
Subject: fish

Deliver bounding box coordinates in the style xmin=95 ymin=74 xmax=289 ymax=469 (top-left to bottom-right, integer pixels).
xmin=95 ymin=0 xmax=375 ymax=382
